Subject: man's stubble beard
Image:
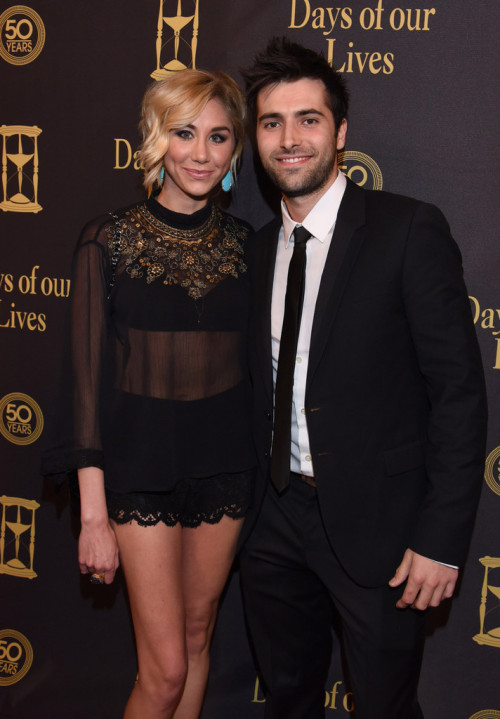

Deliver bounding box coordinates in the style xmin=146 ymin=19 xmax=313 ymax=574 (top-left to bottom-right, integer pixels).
xmin=262 ymin=145 xmax=337 ymax=199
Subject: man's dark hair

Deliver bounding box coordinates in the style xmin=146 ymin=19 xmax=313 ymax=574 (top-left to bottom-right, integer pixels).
xmin=241 ymin=36 xmax=349 ymax=132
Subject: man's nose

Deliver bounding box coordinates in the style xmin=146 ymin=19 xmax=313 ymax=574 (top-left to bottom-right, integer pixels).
xmin=280 ymin=121 xmax=300 ymax=150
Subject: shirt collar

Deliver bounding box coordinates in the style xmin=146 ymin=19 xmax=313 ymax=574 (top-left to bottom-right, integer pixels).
xmin=281 ymin=170 xmax=347 ymax=247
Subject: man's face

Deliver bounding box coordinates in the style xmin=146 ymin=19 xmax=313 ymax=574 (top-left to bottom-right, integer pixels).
xmin=256 ymin=78 xmax=347 ymax=199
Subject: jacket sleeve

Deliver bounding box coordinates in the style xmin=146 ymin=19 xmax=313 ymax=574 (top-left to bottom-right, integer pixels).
xmin=402 ymin=202 xmax=487 ymax=566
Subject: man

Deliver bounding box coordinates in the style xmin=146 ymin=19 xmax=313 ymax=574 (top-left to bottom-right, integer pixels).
xmin=239 ymin=37 xmax=487 ymax=718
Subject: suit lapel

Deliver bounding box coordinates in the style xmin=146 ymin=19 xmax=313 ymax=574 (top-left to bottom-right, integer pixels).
xmin=254 ymin=219 xmax=281 ymax=403
xmin=307 ymin=180 xmax=367 ymax=388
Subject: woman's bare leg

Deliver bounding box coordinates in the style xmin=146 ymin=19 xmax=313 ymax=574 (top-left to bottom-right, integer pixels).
xmin=173 ymin=516 xmax=243 ymax=719
xmin=113 ymin=520 xmax=187 ymax=719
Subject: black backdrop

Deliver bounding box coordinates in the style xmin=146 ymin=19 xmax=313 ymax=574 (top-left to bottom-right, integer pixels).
xmin=1 ymin=1 xmax=499 ymax=717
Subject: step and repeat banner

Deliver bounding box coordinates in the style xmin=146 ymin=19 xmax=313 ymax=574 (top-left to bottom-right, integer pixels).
xmin=1 ymin=1 xmax=499 ymax=717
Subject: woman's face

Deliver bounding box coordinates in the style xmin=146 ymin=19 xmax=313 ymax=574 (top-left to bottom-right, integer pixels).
xmin=159 ymin=98 xmax=235 ymax=213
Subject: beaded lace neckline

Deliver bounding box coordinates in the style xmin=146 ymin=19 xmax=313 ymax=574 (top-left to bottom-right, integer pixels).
xmin=107 ymin=202 xmax=248 ymax=300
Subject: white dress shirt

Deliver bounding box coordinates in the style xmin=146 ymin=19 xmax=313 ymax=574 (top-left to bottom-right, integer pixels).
xmin=271 ymin=170 xmax=347 ymax=477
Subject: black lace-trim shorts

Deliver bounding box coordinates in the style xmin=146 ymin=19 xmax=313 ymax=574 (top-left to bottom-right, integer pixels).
xmin=106 ymin=470 xmax=253 ymax=528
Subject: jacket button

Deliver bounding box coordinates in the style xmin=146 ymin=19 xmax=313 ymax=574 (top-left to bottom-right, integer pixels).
xmin=264 ymin=451 xmax=269 ymax=458
xmin=265 ymin=410 xmax=272 ymax=420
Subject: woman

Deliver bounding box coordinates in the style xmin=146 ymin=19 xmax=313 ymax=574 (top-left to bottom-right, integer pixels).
xmin=42 ymin=70 xmax=254 ymax=718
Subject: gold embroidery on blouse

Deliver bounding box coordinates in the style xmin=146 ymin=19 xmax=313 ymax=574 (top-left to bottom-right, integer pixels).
xmin=107 ymin=204 xmax=248 ymax=300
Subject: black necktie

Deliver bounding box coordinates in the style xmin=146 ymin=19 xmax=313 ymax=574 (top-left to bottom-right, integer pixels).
xmin=270 ymin=225 xmax=311 ymax=492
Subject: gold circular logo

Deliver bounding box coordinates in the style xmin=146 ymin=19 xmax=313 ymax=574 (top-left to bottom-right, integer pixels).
xmin=0 ymin=392 xmax=43 ymax=445
xmin=484 ymin=446 xmax=500 ymax=497
xmin=0 ymin=629 xmax=33 ymax=686
xmin=470 ymin=712 xmax=500 ymax=719
xmin=338 ymin=150 xmax=383 ymax=190
xmin=0 ymin=5 xmax=45 ymax=66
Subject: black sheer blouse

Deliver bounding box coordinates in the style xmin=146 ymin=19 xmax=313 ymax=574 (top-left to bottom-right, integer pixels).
xmin=42 ymin=198 xmax=255 ymax=494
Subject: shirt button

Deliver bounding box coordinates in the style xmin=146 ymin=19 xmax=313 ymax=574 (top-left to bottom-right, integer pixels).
xmin=296 ymin=356 xmax=302 ymax=364
xmin=305 ymin=455 xmax=311 ymax=462
xmin=301 ymin=408 xmax=306 ymax=414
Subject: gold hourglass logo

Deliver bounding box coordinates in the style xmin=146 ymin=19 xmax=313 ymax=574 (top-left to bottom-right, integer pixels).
xmin=151 ymin=0 xmax=200 ymax=80
xmin=0 ymin=125 xmax=42 ymax=213
xmin=0 ymin=496 xmax=39 ymax=579
xmin=473 ymin=556 xmax=500 ymax=648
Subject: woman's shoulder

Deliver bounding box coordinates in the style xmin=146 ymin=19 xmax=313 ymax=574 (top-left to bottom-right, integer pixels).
xmin=217 ymin=207 xmax=253 ymax=239
xmin=78 ymin=200 xmax=145 ymax=250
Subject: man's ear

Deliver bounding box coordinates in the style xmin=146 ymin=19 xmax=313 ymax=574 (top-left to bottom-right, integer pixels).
xmin=336 ymin=118 xmax=348 ymax=151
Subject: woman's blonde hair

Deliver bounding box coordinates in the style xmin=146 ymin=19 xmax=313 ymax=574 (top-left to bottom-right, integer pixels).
xmin=139 ymin=69 xmax=245 ymax=191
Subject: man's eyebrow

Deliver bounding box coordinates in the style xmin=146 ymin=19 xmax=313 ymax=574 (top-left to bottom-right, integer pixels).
xmin=258 ymin=109 xmax=324 ymax=123
xmin=296 ymin=109 xmax=324 ymax=117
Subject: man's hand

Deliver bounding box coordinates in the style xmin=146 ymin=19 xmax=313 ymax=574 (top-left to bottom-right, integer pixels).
xmin=389 ymin=548 xmax=458 ymax=610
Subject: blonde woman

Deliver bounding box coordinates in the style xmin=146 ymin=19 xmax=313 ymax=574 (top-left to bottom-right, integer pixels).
xmin=42 ymin=70 xmax=254 ymax=718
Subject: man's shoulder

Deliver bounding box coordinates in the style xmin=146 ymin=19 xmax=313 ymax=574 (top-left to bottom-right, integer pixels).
xmin=351 ymin=180 xmax=444 ymax=222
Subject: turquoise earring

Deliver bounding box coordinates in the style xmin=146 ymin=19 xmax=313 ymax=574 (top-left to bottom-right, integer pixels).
xmin=160 ymin=167 xmax=165 ymax=184
xmin=221 ymin=170 xmax=232 ymax=192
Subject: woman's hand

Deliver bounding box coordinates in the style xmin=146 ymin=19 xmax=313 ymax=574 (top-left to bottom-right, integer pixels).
xmin=79 ymin=518 xmax=120 ymax=584
xmin=77 ymin=466 xmax=120 ymax=584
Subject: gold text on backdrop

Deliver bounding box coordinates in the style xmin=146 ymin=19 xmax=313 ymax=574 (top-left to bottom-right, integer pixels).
xmin=469 ymin=296 xmax=500 ymax=370
xmin=288 ymin=1 xmax=437 ymax=74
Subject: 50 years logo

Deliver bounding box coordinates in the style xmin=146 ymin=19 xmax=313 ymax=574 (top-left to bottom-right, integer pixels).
xmin=0 ymin=5 xmax=45 ymax=65
xmin=484 ymin=447 xmax=500 ymax=497
xmin=0 ymin=629 xmax=33 ymax=685
xmin=0 ymin=392 xmax=43 ymax=445
xmin=338 ymin=150 xmax=383 ymax=190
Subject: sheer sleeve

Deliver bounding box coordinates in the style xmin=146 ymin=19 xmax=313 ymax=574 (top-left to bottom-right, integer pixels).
xmin=41 ymin=215 xmax=113 ymax=481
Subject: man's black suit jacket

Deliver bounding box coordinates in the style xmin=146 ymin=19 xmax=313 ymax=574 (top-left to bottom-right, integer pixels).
xmin=244 ymin=178 xmax=487 ymax=587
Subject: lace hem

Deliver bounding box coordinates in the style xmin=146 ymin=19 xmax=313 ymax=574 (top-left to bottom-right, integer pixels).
xmin=106 ymin=470 xmax=253 ymax=529
xmin=108 ymin=503 xmax=247 ymax=528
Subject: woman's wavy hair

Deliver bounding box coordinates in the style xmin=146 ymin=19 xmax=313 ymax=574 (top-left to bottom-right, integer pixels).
xmin=138 ymin=69 xmax=245 ymax=192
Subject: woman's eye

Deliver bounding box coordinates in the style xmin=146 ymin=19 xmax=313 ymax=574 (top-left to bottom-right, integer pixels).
xmin=175 ymin=129 xmax=192 ymax=139
xmin=210 ymin=133 xmax=229 ymax=144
